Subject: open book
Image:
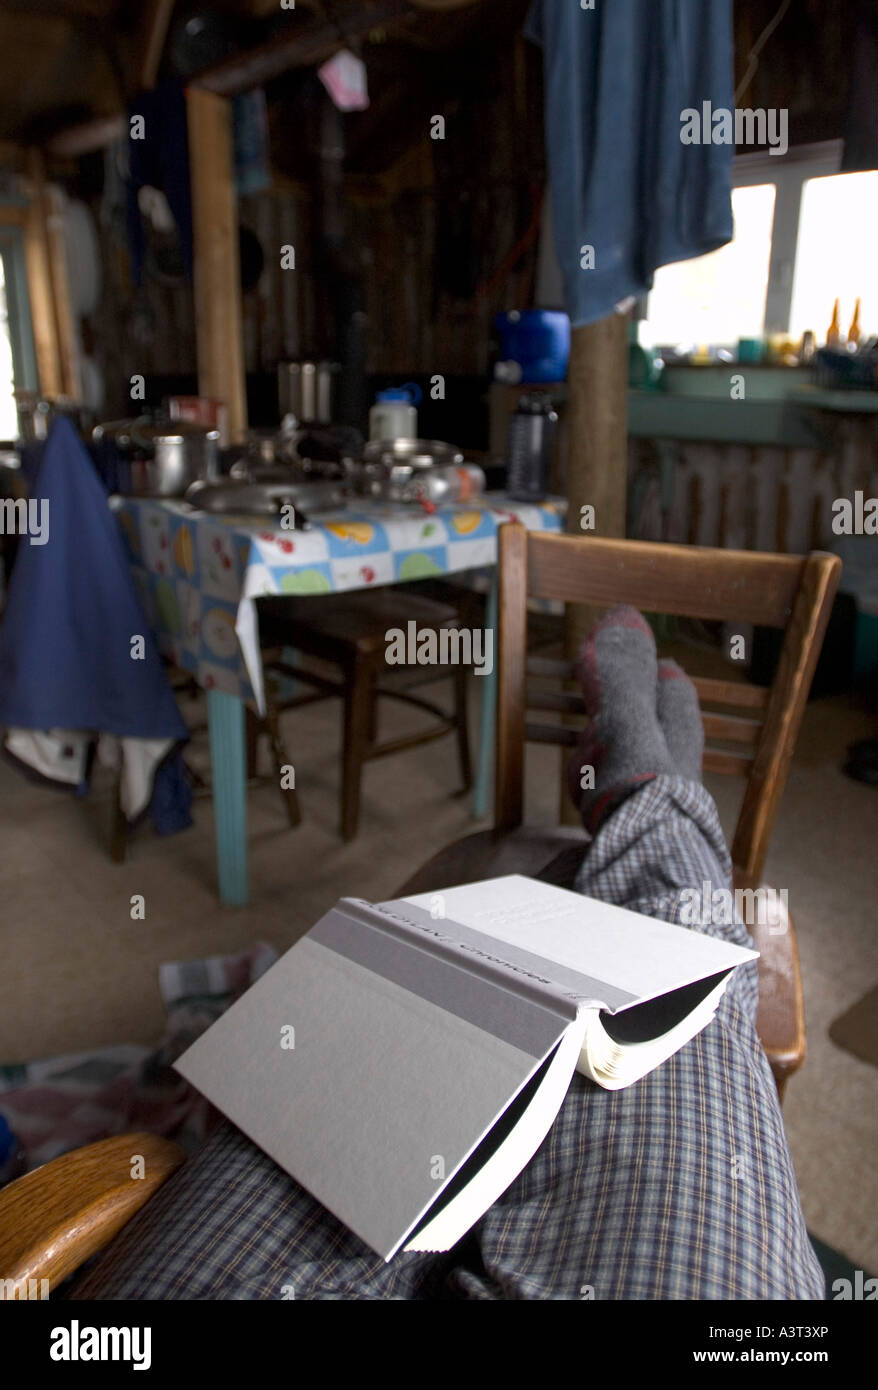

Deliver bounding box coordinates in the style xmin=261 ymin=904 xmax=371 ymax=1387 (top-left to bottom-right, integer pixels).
xmin=175 ymin=874 xmax=756 ymax=1262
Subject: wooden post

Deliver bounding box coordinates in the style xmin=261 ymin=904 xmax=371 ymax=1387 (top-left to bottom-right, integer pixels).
xmin=560 ymin=311 xmax=629 ymax=821
xmin=22 ymin=150 xmax=75 ymax=400
xmin=44 ymin=184 xmax=83 ymax=403
xmin=186 ymin=88 xmax=248 ymax=445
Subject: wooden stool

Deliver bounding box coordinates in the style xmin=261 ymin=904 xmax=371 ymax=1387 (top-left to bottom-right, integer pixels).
xmin=257 ymin=588 xmax=473 ymax=840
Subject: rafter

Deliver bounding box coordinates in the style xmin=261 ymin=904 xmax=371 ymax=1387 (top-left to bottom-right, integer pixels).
xmin=137 ymin=0 xmax=177 ymax=92
xmin=47 ymin=0 xmax=415 ymax=157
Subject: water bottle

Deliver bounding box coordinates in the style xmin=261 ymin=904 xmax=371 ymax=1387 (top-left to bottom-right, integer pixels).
xmin=369 ymin=384 xmax=421 ymax=442
xmin=506 ymin=393 xmax=558 ymax=502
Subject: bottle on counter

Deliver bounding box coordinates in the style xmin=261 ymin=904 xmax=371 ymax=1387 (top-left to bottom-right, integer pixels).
xmin=369 ymin=384 xmax=421 ymax=443
xmin=505 ymin=392 xmax=558 ymax=503
xmin=826 ymin=299 xmax=842 ymax=347
xmin=847 ymin=298 xmax=862 ymax=350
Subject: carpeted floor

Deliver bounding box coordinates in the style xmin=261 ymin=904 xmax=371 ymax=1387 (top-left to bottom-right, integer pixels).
xmin=829 ymin=986 xmax=878 ymax=1069
xmin=1 ymin=679 xmax=876 ymax=1276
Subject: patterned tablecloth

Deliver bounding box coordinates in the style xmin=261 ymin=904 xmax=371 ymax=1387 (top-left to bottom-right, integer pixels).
xmin=113 ymin=493 xmax=566 ymax=711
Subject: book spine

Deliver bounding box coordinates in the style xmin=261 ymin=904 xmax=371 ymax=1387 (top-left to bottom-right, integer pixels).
xmin=338 ymin=898 xmax=579 ymax=1024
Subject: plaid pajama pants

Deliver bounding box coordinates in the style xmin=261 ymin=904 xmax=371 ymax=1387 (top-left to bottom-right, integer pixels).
xmin=70 ymin=777 xmax=825 ymax=1300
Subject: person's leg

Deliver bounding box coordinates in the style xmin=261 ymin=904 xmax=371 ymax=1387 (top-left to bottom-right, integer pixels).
xmin=72 ymin=608 xmax=823 ymax=1301
xmin=67 ymin=1114 xmax=455 ymax=1300
xmin=446 ymin=610 xmax=823 ymax=1299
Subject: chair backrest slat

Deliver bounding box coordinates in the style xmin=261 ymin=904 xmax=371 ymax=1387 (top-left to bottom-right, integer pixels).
xmin=701 ymin=711 xmax=762 ymax=747
xmin=526 ymin=685 xmax=586 ymax=715
xmin=692 ymin=676 xmax=769 ymax=711
xmin=527 ymin=655 xmax=575 ymax=680
xmin=525 ymin=721 xmax=581 ymax=747
xmin=526 ymin=533 xmax=803 ymax=627
xmin=495 ymin=526 xmax=841 ymax=882
xmin=703 ymin=749 xmax=754 ymax=777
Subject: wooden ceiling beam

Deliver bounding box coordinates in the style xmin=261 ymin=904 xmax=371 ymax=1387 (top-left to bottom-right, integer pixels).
xmin=46 ymin=0 xmax=415 ymax=159
xmin=48 ymin=114 xmax=128 ymax=160
xmin=137 ymin=0 xmax=177 ymax=93
xmin=200 ymin=0 xmax=412 ymax=97
xmin=0 ymin=0 xmax=110 ymax=17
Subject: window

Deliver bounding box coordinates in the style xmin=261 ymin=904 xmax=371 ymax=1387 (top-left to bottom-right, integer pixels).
xmin=0 ymin=256 xmax=19 ymax=439
xmin=638 ymin=184 xmax=776 ymax=350
xmin=788 ymin=171 xmax=878 ymax=343
xmin=638 ymin=142 xmax=877 ymax=352
xmin=0 ymin=217 xmax=38 ymax=441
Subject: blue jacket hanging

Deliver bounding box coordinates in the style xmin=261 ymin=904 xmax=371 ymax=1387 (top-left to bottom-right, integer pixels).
xmin=526 ymin=0 xmax=735 ymax=326
xmin=0 ymin=417 xmax=191 ymax=832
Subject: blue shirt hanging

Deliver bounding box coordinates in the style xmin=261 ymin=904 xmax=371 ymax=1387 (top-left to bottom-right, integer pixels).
xmin=526 ymin=0 xmax=735 ymax=326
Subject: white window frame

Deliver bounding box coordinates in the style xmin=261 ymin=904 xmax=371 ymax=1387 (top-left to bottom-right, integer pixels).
xmin=731 ymin=139 xmax=843 ymax=335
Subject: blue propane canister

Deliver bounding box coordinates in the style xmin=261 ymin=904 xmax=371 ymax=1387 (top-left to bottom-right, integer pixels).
xmin=494 ymin=310 xmax=571 ymax=384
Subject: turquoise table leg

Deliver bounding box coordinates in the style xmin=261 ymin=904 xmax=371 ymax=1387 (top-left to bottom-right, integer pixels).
xmin=473 ymin=572 xmax=498 ymax=820
xmin=207 ymin=689 xmax=249 ymax=906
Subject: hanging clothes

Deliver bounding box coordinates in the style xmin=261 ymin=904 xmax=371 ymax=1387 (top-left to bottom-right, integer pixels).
xmin=0 ymin=418 xmax=191 ymax=833
xmin=126 ymin=79 xmax=194 ymax=287
xmin=526 ymin=0 xmax=735 ymax=326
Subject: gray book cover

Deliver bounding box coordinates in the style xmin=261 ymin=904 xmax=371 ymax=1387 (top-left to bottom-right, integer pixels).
xmin=175 ymin=877 xmax=755 ymax=1259
xmin=175 ymin=896 xmax=579 ymax=1260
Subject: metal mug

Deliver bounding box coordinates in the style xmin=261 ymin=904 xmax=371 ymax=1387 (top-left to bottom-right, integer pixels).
xmin=277 ymin=361 xmax=339 ymax=424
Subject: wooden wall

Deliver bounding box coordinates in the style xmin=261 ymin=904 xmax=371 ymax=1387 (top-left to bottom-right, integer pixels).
xmin=85 ymin=0 xmax=862 ymax=418
xmin=89 ymin=202 xmax=197 ymax=413
xmin=87 ymin=26 xmax=545 ymax=417
xmin=733 ymin=0 xmax=858 ymax=150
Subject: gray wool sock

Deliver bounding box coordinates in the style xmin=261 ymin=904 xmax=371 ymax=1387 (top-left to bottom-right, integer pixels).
xmin=656 ymin=659 xmax=704 ymax=783
xmin=566 ymin=606 xmax=675 ymax=833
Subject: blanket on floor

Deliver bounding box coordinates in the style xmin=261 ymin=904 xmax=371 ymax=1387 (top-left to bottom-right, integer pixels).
xmin=0 ymin=942 xmax=277 ymax=1178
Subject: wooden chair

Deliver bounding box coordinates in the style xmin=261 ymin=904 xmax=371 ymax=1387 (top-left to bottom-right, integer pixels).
xmin=256 ymin=587 xmax=473 ymax=840
xmin=0 ymin=1133 xmax=184 ymax=1298
xmin=396 ymin=525 xmax=842 ymax=1101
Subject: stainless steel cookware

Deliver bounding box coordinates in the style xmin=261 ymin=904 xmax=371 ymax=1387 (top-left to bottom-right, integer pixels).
xmin=354 ymin=437 xmax=464 ymax=500
xmin=92 ymin=418 xmax=220 ymax=497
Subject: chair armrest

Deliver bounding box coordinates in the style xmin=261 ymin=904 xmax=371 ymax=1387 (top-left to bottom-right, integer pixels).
xmin=734 ymin=868 xmax=806 ymax=1101
xmin=0 ymin=1132 xmax=185 ymax=1297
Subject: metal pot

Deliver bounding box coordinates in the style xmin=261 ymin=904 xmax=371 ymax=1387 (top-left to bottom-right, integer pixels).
xmin=185 ymin=476 xmax=346 ymax=524
xmin=93 ymin=417 xmax=220 ymax=496
xmin=355 ymin=437 xmax=464 ymax=500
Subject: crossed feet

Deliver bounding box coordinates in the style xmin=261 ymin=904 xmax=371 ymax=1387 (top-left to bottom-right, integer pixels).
xmin=566 ymin=605 xmax=704 ymax=834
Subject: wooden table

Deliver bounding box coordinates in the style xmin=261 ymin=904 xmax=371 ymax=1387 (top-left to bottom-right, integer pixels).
xmin=114 ymin=492 xmax=566 ymax=904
